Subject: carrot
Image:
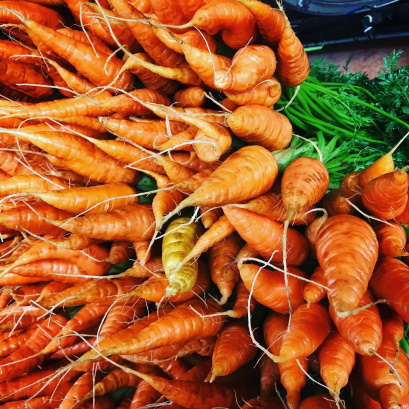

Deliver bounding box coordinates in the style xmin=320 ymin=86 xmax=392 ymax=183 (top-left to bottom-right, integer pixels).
xmin=124 ymin=368 xmax=249 ymax=409
xmin=322 ymin=187 xmax=357 ymax=215
xmin=227 ymin=105 xmax=292 ymax=150
xmin=129 ymin=365 xmax=162 ymax=409
xmin=0 ymin=327 xmax=37 ymax=358
xmin=299 ymin=395 xmax=338 ymax=409
xmin=0 ymin=58 xmax=52 ymax=99
xmin=207 ymin=321 xmax=257 ymax=382
xmin=237 ymin=0 xmax=285 ymax=46
xmin=150 ymin=0 xmax=189 ymax=24
xmin=11 ymin=130 xmax=138 ymax=184
xmin=0 ymin=202 xmax=72 ymax=236
xmin=49 ymin=204 xmax=156 ymax=242
xmin=369 ymin=257 xmax=409 ymax=322
xmin=225 ymin=78 xmax=282 ymax=107
xmin=223 ymin=207 xmax=309 ymax=267
xmin=173 ymin=86 xmax=206 ymax=107
xmin=303 ymin=266 xmax=326 ymax=304
xmin=374 ymin=221 xmax=409 ymax=257
xmin=239 ymin=263 xmax=307 ymax=314
xmin=275 ymin=18 xmax=309 ymax=87
xmin=32 ymin=183 xmax=138 ymax=215
xmin=121 ymin=256 xmax=164 ymax=278
xmin=341 ymin=170 xmax=362 ymax=192
xmin=362 ymin=169 xmax=408 ymax=220
xmin=269 ymin=303 xmax=331 ymax=363
xmin=379 ymin=304 xmax=405 ymax=358
xmin=259 ymin=354 xmax=280 ymax=398
xmin=200 ymin=206 xmax=223 ymax=229
xmin=263 ymin=311 xmax=308 ymax=409
xmin=316 ymin=214 xmax=378 ymax=313
xmin=77 ymin=396 xmax=115 ymax=409
xmin=0 ymin=1 xmax=63 ymax=29
xmin=329 ymin=290 xmax=382 ymax=356
xmin=180 ymin=43 xmax=276 ymax=93
xmin=38 ymin=277 xmax=143 ymax=307
xmin=208 ymin=232 xmax=242 ymax=305
xmin=107 ymin=240 xmax=134 ymax=265
xmin=318 ymin=330 xmax=356 ymax=398
xmin=1 ymin=396 xmax=63 ymax=409
xmin=173 ymin=0 xmax=257 ymax=49
xmin=0 ymin=314 xmax=67 ymax=382
xmin=305 ymin=210 xmax=329 ymax=258
xmin=397 ymin=180 xmax=409 ymax=225
xmin=76 ymin=298 xmax=224 ymax=361
xmin=358 ymin=336 xmax=409 ymax=408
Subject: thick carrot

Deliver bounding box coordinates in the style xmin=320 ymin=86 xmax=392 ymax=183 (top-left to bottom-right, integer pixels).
xmin=362 ymin=169 xmax=408 ymax=220
xmin=239 ymin=263 xmax=306 ymax=314
xmin=32 ymin=183 xmax=138 ymax=215
xmin=223 ymin=207 xmax=309 ymax=267
xmin=316 ymin=214 xmax=378 ymax=313
xmin=237 ymin=0 xmax=285 ymax=45
xmin=227 ymin=105 xmax=292 ymax=150
xmin=275 ymin=18 xmax=309 ymax=87
xmin=369 ymin=257 xmax=409 ymax=322
xmin=0 ymin=314 xmax=67 ymax=381
xmin=207 ymin=322 xmax=257 ymax=382
xmin=318 ymin=330 xmax=356 ymax=398
xmin=76 ymin=298 xmax=224 ymax=360
xmin=374 ymin=221 xmax=409 ymax=257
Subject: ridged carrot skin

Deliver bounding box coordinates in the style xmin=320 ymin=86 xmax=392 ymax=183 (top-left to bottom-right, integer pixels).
xmin=303 ymin=266 xmax=326 ymax=304
xmin=237 ymin=0 xmax=286 ymax=45
xmin=223 ymin=207 xmax=309 ymax=267
xmin=369 ymin=257 xmax=409 ymax=322
xmin=239 ymin=263 xmax=306 ymax=313
xmin=225 ymin=78 xmax=282 ymax=107
xmin=263 ymin=312 xmax=308 ymax=409
xmin=374 ymin=222 xmax=409 ymax=257
xmin=379 ymin=304 xmax=405 ymax=356
xmin=299 ymin=395 xmax=338 ymax=408
xmin=173 ymin=87 xmax=206 ymax=107
xmin=329 ymin=290 xmax=382 ymax=356
xmin=208 ymin=232 xmax=242 ymax=305
xmin=0 ymin=327 xmax=36 ymax=359
xmin=322 ymin=187 xmax=357 ymax=215
xmin=150 ymin=0 xmax=189 ymax=24
xmin=77 ymin=298 xmax=224 ymax=360
xmin=362 ymin=169 xmax=408 ymax=220
xmin=275 ymin=19 xmax=310 ymax=87
xmin=318 ymin=330 xmax=356 ymax=397
xmin=316 ymin=214 xmax=378 ymax=313
xmin=274 ymin=303 xmax=331 ymax=362
xmin=227 ymin=105 xmax=292 ymax=150
xmin=33 ymin=183 xmax=138 ymax=215
xmin=208 ymin=322 xmax=257 ymax=382
xmin=259 ymin=354 xmax=280 ymax=398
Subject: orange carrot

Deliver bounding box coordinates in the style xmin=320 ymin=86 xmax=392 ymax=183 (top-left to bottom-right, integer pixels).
xmin=208 ymin=232 xmax=242 ymax=304
xmin=0 ymin=327 xmax=37 ymax=358
xmin=275 ymin=18 xmax=309 ymax=87
xmin=121 ymin=256 xmax=164 ymax=278
xmin=341 ymin=170 xmax=362 ymax=192
xmin=303 ymin=266 xmax=326 ymax=304
xmin=362 ymin=169 xmax=408 ymax=220
xmin=316 ymin=214 xmax=378 ymax=313
xmin=241 ymin=396 xmax=286 ymax=409
xmin=0 ymin=314 xmax=67 ymax=382
xmin=305 ymin=211 xmax=329 ymax=258
xmin=322 ymin=187 xmax=357 ymax=215
xmin=379 ymin=304 xmax=405 ymax=358
xmin=299 ymin=395 xmax=338 ymax=409
xmin=318 ymin=330 xmax=356 ymax=398
xmin=237 ymin=0 xmax=285 ymax=45
xmin=173 ymin=86 xmax=206 ymax=107
xmin=207 ymin=321 xmax=257 ymax=382
xmin=227 ymin=105 xmax=292 ymax=150
xmin=32 ymin=183 xmax=138 ymax=215
xmin=369 ymin=257 xmax=409 ymax=322
xmin=374 ymin=221 xmax=409 ymax=257
xmin=224 ymin=207 xmax=309 ymax=267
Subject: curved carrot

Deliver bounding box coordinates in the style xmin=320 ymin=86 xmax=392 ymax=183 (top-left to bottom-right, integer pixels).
xmin=239 ymin=263 xmax=306 ymax=313
xmin=275 ymin=18 xmax=309 ymax=87
xmin=316 ymin=214 xmax=378 ymax=313
xmin=227 ymin=105 xmax=292 ymax=150
xmin=362 ymin=169 xmax=408 ymax=220
xmin=374 ymin=221 xmax=409 ymax=257
xmin=369 ymin=257 xmax=409 ymax=322
xmin=223 ymin=207 xmax=309 ymax=267
xmin=208 ymin=321 xmax=257 ymax=382
xmin=318 ymin=330 xmax=356 ymax=398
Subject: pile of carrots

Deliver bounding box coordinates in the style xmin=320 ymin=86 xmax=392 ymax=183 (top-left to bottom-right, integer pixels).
xmin=0 ymin=0 xmax=408 ymax=408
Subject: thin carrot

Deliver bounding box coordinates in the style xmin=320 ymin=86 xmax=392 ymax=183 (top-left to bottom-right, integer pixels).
xmin=374 ymin=221 xmax=409 ymax=257
xmin=305 ymin=210 xmax=329 ymax=258
xmin=303 ymin=266 xmax=326 ymax=304
xmin=0 ymin=327 xmax=37 ymax=358
xmin=322 ymin=187 xmax=357 ymax=215
xmin=173 ymin=86 xmax=206 ymax=107
xmin=316 ymin=214 xmax=379 ymax=313
xmin=259 ymin=354 xmax=280 ymax=398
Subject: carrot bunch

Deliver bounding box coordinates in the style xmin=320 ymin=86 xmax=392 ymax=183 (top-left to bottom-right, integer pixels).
xmin=0 ymin=0 xmax=407 ymax=408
